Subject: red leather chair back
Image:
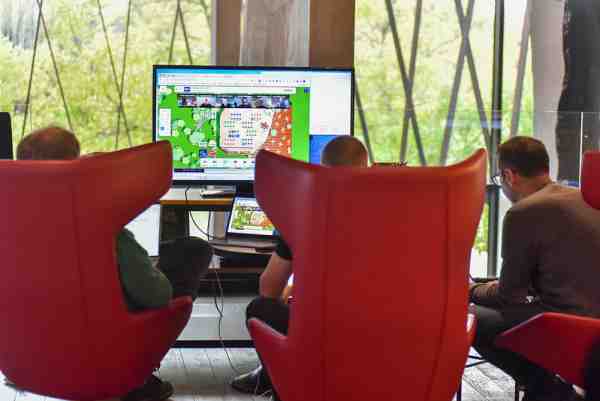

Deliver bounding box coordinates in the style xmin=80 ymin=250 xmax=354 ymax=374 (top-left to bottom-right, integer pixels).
xmin=0 ymin=142 xmax=191 ymax=400
xmin=582 ymin=151 xmax=600 ymax=209
xmin=251 ymin=149 xmax=487 ymax=401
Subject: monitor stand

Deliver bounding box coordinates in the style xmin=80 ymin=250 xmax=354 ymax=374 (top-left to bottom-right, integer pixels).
xmin=235 ymin=182 xmax=254 ymax=196
xmin=200 ymin=185 xmax=236 ymax=198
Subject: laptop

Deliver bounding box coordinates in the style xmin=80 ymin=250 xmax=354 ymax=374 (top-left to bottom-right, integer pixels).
xmin=125 ymin=204 xmax=162 ymax=257
xmin=209 ymin=196 xmax=277 ymax=250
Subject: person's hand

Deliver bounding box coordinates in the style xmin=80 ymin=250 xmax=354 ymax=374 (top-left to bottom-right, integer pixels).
xmin=281 ymin=284 xmax=293 ymax=303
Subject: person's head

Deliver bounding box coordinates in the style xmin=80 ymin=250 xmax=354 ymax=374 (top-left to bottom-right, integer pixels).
xmin=495 ymin=136 xmax=552 ymax=203
xmin=16 ymin=126 xmax=80 ymax=161
xmin=321 ymin=136 xmax=369 ymax=167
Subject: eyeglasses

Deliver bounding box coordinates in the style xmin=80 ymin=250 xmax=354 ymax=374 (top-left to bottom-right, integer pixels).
xmin=491 ymin=173 xmax=503 ymax=186
xmin=373 ymin=161 xmax=408 ymax=167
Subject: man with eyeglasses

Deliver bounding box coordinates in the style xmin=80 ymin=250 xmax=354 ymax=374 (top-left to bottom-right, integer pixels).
xmin=470 ymin=136 xmax=600 ymax=401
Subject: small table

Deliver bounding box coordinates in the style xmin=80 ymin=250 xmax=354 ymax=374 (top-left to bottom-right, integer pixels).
xmin=159 ymin=192 xmax=232 ymax=239
xmin=159 ymin=193 xmax=265 ymax=347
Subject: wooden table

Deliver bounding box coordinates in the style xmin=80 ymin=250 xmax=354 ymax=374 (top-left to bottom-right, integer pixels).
xmin=159 ymin=193 xmax=266 ymax=346
xmin=159 ymin=195 xmax=233 ymax=240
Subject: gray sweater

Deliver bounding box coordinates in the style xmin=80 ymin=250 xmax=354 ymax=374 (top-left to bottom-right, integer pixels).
xmin=471 ymin=184 xmax=600 ymax=317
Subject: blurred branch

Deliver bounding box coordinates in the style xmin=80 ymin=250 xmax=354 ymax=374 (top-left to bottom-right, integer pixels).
xmin=197 ymin=0 xmax=211 ymax=30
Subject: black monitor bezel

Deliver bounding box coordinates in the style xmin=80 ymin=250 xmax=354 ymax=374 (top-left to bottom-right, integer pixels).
xmin=0 ymin=112 xmax=13 ymax=160
xmin=152 ymin=64 xmax=355 ymax=187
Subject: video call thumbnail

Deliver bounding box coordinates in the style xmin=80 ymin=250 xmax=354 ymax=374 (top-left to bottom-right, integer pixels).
xmin=177 ymin=95 xmax=291 ymax=109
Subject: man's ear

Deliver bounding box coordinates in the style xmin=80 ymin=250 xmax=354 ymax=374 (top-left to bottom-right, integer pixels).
xmin=504 ymin=169 xmax=518 ymax=185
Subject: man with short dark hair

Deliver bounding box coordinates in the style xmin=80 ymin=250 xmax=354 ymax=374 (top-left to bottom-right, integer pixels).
xmin=16 ymin=126 xmax=80 ymax=160
xmin=471 ymin=136 xmax=600 ymax=401
xmin=17 ymin=126 xmax=213 ymax=401
xmin=320 ymin=135 xmax=369 ymax=167
xmin=230 ymin=136 xmax=369 ymax=400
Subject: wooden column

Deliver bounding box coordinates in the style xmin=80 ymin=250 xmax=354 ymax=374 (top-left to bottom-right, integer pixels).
xmin=309 ymin=0 xmax=355 ymax=68
xmin=239 ymin=0 xmax=355 ymax=68
xmin=211 ymin=0 xmax=242 ymax=238
xmin=530 ymin=0 xmax=564 ymax=179
xmin=240 ymin=0 xmax=308 ymax=66
xmin=211 ymin=0 xmax=242 ymax=65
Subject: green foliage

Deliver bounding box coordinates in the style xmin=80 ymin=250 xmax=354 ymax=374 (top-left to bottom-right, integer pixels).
xmin=0 ymin=0 xmax=211 ymax=152
xmin=354 ymin=0 xmax=534 ymax=254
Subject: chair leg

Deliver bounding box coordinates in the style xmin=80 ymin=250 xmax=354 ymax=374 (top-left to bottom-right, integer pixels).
xmin=514 ymin=381 xmax=521 ymax=401
xmin=456 ymin=381 xmax=462 ymax=401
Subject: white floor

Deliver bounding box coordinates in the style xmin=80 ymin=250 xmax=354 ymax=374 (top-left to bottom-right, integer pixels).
xmin=0 ymin=348 xmax=518 ymax=401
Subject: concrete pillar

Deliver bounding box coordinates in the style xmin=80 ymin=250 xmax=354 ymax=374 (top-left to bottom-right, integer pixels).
xmin=530 ymin=0 xmax=565 ymax=179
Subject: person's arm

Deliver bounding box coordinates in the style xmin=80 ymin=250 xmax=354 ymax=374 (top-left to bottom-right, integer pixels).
xmin=470 ymin=209 xmax=536 ymax=307
xmin=117 ymin=229 xmax=173 ymax=309
xmin=259 ymin=253 xmax=293 ymax=298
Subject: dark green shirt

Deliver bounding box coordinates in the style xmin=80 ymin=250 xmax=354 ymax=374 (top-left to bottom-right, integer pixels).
xmin=116 ymin=229 xmax=172 ymax=310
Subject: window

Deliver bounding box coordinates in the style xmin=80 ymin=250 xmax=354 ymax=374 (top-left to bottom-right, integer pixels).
xmin=0 ymin=0 xmax=211 ymax=153
xmin=354 ymin=1 xmax=536 ymax=277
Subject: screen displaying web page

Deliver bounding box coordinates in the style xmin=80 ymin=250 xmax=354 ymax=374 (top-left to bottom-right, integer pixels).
xmin=153 ymin=66 xmax=353 ymax=184
xmin=227 ymin=197 xmax=275 ymax=236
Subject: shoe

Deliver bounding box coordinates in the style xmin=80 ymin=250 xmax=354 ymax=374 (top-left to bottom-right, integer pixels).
xmin=121 ymin=374 xmax=174 ymax=401
xmin=4 ymin=378 xmax=24 ymax=393
xmin=522 ymin=378 xmax=582 ymax=401
xmin=230 ymin=365 xmax=272 ymax=395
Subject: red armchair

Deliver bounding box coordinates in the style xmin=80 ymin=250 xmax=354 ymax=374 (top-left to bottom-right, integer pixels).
xmin=495 ymin=150 xmax=600 ymax=390
xmin=0 ymin=142 xmax=192 ymax=400
xmin=249 ymin=149 xmax=487 ymax=401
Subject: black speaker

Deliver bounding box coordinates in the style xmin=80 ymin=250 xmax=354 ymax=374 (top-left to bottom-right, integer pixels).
xmin=0 ymin=112 xmax=13 ymax=159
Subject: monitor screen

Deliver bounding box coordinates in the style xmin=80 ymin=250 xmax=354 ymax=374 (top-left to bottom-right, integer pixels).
xmin=227 ymin=196 xmax=275 ymax=237
xmin=153 ymin=65 xmax=354 ymax=185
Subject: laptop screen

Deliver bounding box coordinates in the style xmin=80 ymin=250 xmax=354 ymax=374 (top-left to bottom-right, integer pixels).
xmin=227 ymin=196 xmax=275 ymax=237
xmin=125 ymin=204 xmax=161 ymax=257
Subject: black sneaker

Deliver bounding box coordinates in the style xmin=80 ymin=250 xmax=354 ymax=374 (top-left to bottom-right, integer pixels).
xmin=230 ymin=366 xmax=272 ymax=395
xmin=522 ymin=378 xmax=581 ymax=401
xmin=121 ymin=374 xmax=174 ymax=401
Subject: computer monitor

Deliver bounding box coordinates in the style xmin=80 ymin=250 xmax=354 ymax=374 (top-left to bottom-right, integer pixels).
xmin=227 ymin=196 xmax=276 ymax=237
xmin=0 ymin=112 xmax=13 ymax=160
xmin=152 ymin=65 xmax=354 ymax=187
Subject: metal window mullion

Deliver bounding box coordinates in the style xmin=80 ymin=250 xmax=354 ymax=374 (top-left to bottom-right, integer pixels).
xmin=399 ymin=0 xmax=423 ymax=163
xmin=461 ymin=8 xmax=492 ymax=151
xmin=97 ymin=0 xmax=131 ymax=150
xmin=487 ymin=0 xmax=505 ymax=277
xmin=168 ymin=0 xmax=182 ymax=64
xmin=35 ymin=0 xmax=73 ymax=132
xmin=177 ymin=2 xmax=194 ymax=64
xmin=439 ymin=0 xmax=476 ymax=166
xmin=355 ymin=80 xmax=375 ymax=164
xmin=21 ymin=0 xmax=43 ymax=138
xmin=115 ymin=0 xmax=133 ymax=149
xmin=384 ymin=0 xmax=427 ymax=166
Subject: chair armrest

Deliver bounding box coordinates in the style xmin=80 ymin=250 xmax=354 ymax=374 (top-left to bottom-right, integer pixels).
xmin=125 ymin=296 xmax=193 ymax=352
xmin=131 ymin=296 xmax=193 ymax=322
xmin=467 ymin=312 xmax=477 ymax=345
xmin=495 ymin=312 xmax=600 ymax=388
xmin=248 ymin=318 xmax=289 ymax=398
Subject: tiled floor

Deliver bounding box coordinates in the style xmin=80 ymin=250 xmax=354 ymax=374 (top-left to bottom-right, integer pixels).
xmin=1 ymin=348 xmax=517 ymax=401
